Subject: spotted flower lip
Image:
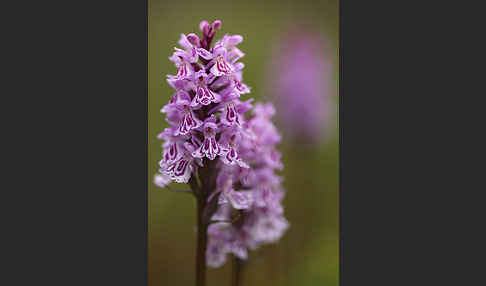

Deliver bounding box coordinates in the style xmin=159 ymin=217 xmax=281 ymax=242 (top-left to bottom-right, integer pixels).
xmin=210 ymin=56 xmax=233 ymax=77
xmin=219 ymin=127 xmax=249 ymax=168
xmin=178 ymin=109 xmax=202 ymax=135
xmin=158 ymin=139 xmax=198 ymax=183
xmin=192 ymin=116 xmax=223 ymax=160
xmin=208 ymin=45 xmax=234 ymax=76
xmin=221 ymin=146 xmax=249 ymax=168
xmin=154 ymin=20 xmax=287 ymax=269
xmin=163 ymin=156 xmax=193 ymax=183
xmin=159 ymin=139 xmax=185 ymax=166
xmin=191 ymin=71 xmax=221 ymax=107
xmin=220 ymin=101 xmax=241 ymax=126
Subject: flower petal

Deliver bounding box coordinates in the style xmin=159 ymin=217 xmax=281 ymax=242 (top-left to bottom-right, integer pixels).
xmin=227 ymin=190 xmax=252 ymax=210
xmin=197 ymin=48 xmax=213 ymax=60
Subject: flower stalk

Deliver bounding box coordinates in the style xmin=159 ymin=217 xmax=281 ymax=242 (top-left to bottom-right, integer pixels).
xmin=232 ymin=256 xmax=243 ymax=286
xmin=196 ymin=195 xmax=207 ymax=286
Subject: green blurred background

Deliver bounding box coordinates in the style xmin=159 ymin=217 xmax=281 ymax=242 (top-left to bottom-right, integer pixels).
xmin=149 ymin=0 xmax=339 ymax=285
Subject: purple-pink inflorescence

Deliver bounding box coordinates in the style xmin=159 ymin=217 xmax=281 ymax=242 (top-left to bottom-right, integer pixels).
xmin=268 ymin=30 xmax=334 ymax=145
xmin=206 ymin=103 xmax=289 ymax=267
xmin=155 ymin=20 xmax=288 ymax=268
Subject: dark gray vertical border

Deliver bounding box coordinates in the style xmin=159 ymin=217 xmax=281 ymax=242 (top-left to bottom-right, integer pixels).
xmin=340 ymin=0 xmax=415 ymax=284
xmin=338 ymin=0 xmax=476 ymax=284
xmin=340 ymin=0 xmax=403 ymax=282
xmin=3 ymin=0 xmax=149 ymax=285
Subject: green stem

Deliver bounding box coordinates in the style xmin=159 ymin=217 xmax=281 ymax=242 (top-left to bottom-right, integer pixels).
xmin=232 ymin=256 xmax=243 ymax=286
xmin=191 ymin=158 xmax=219 ymax=286
xmin=196 ymin=197 xmax=207 ymax=286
